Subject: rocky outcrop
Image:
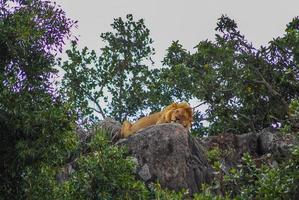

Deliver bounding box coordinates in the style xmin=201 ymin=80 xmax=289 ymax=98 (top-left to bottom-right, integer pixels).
xmin=71 ymin=119 xmax=213 ymax=193
xmin=72 ymin=118 xmax=298 ymax=194
xmin=201 ymin=128 xmax=298 ymax=170
xmin=116 ymin=123 xmax=213 ymax=194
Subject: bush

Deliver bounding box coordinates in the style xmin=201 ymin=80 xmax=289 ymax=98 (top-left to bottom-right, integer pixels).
xmin=208 ymin=150 xmax=299 ymax=200
xmin=23 ymin=130 xmax=149 ymax=200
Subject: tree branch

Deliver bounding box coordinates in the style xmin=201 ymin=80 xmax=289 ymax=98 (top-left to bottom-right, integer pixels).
xmin=238 ymin=113 xmax=256 ymax=133
xmin=252 ymin=67 xmax=289 ymax=112
xmin=86 ymin=93 xmax=106 ymax=119
xmin=193 ymin=101 xmax=207 ymax=111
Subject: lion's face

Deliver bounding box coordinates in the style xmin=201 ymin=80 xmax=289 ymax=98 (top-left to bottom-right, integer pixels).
xmin=169 ymin=107 xmax=192 ymax=128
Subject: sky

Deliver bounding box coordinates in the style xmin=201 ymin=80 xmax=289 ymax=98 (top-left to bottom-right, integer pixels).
xmin=53 ymin=0 xmax=299 ymax=64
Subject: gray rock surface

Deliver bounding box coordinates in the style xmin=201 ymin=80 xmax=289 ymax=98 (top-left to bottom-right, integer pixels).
xmin=138 ymin=164 xmax=152 ymax=181
xmin=201 ymin=128 xmax=298 ymax=170
xmin=257 ymin=130 xmax=274 ymax=154
xmin=117 ymin=123 xmax=213 ymax=194
xmin=94 ymin=117 xmax=121 ymax=142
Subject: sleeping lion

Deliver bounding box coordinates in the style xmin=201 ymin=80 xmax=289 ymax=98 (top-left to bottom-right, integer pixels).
xmin=120 ymin=102 xmax=193 ymax=138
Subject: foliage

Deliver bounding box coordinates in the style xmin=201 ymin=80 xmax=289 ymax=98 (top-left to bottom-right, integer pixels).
xmin=59 ymin=42 xmax=100 ymax=124
xmin=151 ymin=41 xmax=195 ymax=104
xmin=150 ymin=183 xmax=187 ymax=200
xmin=206 ymin=146 xmax=221 ymax=164
xmin=193 ymin=185 xmax=230 ymax=200
xmin=288 ymin=98 xmax=299 ymax=118
xmin=203 ymin=150 xmax=299 ymax=200
xmin=0 ymin=0 xmax=74 ymax=92
xmin=280 ymin=98 xmax=299 ymax=133
xmin=151 ymin=183 xmax=228 ymax=200
xmin=161 ymin=15 xmax=299 ymax=135
xmin=60 ymin=14 xmax=299 ymax=136
xmin=23 ymin=130 xmax=150 ymax=200
xmin=60 ymin=14 xmax=155 ymax=123
xmin=0 ymin=0 xmax=76 ymax=198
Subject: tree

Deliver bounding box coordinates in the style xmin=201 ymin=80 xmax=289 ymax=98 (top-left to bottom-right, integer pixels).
xmin=0 ymin=5 xmax=153 ymax=198
xmin=60 ymin=14 xmax=155 ymax=123
xmin=161 ymin=15 xmax=299 ymax=135
xmin=0 ymin=0 xmax=76 ymax=198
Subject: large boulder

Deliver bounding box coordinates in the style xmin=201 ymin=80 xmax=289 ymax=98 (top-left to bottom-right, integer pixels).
xmin=257 ymin=128 xmax=298 ymax=161
xmin=73 ymin=118 xmax=213 ymax=193
xmin=117 ymin=123 xmax=213 ymax=194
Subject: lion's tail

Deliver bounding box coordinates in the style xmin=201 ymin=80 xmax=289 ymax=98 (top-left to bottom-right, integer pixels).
xmin=121 ymin=120 xmax=133 ymax=138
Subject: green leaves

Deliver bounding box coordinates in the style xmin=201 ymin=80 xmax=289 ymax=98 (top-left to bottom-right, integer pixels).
xmin=0 ymin=0 xmax=76 ymax=198
xmin=60 ymin=14 xmax=155 ymax=123
xmin=24 ymin=130 xmax=149 ymax=200
xmin=100 ymin=14 xmax=155 ymax=122
xmin=160 ymin=15 xmax=299 ymax=135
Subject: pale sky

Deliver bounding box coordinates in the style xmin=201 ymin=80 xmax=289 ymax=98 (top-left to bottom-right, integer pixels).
xmin=54 ymin=0 xmax=299 ymax=64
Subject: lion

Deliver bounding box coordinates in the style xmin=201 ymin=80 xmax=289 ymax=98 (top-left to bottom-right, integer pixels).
xmin=120 ymin=102 xmax=193 ymax=138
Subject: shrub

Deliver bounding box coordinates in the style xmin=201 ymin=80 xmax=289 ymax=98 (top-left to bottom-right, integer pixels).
xmin=23 ymin=130 xmax=149 ymax=200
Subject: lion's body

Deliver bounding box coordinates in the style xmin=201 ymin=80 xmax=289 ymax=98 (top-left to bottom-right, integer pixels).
xmin=121 ymin=102 xmax=193 ymax=138
xmin=121 ymin=112 xmax=163 ymax=138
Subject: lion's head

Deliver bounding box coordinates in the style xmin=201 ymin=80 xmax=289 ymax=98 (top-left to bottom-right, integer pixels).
xmin=164 ymin=103 xmax=193 ymax=128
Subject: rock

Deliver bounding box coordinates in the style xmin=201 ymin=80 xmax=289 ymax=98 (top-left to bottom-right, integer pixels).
xmin=257 ymin=129 xmax=274 ymax=154
xmin=75 ymin=117 xmax=121 ymax=146
xmin=236 ymin=132 xmax=259 ymax=156
xmin=265 ymin=132 xmax=298 ymax=161
xmin=201 ymin=132 xmax=259 ymax=169
xmin=202 ymin=129 xmax=298 ymax=171
xmin=76 ymin=125 xmax=89 ymax=144
xmin=94 ymin=117 xmax=121 ymax=142
xmin=56 ymin=163 xmax=75 ymax=183
xmin=138 ymin=164 xmax=152 ymax=181
xmin=117 ymin=123 xmax=213 ymax=194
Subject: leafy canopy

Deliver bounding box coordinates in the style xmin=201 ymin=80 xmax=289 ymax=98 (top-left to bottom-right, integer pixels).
xmin=60 ymin=14 xmax=155 ymax=123
xmin=161 ymin=15 xmax=299 ymax=135
xmin=0 ymin=0 xmax=76 ymax=198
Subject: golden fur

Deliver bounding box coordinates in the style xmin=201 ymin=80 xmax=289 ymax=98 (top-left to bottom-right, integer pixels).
xmin=121 ymin=102 xmax=193 ymax=138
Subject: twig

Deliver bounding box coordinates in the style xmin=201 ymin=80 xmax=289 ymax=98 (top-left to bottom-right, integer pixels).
xmin=193 ymin=101 xmax=207 ymax=111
